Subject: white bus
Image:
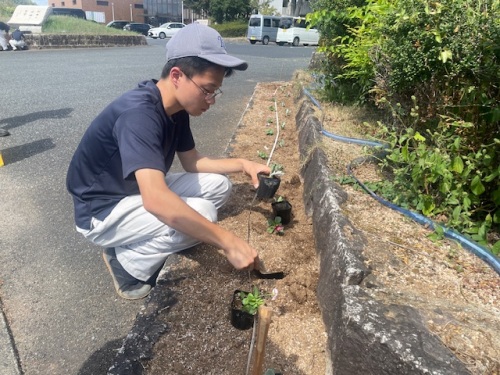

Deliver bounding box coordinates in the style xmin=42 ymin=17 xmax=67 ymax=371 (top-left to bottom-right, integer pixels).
xmin=276 ymin=16 xmax=319 ymax=47
xmin=247 ymin=14 xmax=281 ymax=45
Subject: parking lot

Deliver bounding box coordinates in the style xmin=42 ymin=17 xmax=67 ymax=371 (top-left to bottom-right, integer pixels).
xmin=0 ymin=40 xmax=314 ymax=374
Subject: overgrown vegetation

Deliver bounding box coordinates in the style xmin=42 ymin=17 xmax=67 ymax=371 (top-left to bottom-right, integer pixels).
xmin=0 ymin=0 xmax=33 ymax=22
xmin=184 ymin=0 xmax=281 ymax=23
xmin=308 ymin=0 xmax=500 ymax=254
xmin=0 ymin=1 xmax=135 ymax=35
xmin=210 ymin=20 xmax=247 ymax=37
xmin=42 ymin=16 xmax=136 ymax=34
xmin=184 ymin=0 xmax=251 ymax=24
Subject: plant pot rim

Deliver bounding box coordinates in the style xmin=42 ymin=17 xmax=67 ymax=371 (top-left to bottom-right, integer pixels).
xmin=272 ymin=200 xmax=292 ymax=207
xmin=258 ymin=172 xmax=281 ymax=180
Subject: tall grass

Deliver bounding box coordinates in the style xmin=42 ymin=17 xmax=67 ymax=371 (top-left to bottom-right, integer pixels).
xmin=1 ymin=0 xmax=34 ymax=23
xmin=43 ymin=16 xmax=134 ymax=35
xmin=0 ymin=1 xmax=134 ymax=36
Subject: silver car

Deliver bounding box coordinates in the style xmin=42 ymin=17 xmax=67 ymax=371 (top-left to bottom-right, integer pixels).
xmin=148 ymin=22 xmax=186 ymax=39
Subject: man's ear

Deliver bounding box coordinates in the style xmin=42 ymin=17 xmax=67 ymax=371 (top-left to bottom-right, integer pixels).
xmin=170 ymin=67 xmax=182 ymax=87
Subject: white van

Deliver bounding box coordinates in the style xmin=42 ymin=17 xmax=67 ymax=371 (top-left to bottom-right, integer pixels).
xmin=247 ymin=14 xmax=281 ymax=45
xmin=276 ymin=16 xmax=319 ymax=46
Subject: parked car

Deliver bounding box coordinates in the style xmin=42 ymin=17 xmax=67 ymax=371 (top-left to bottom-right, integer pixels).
xmin=106 ymin=20 xmax=129 ymax=29
xmin=123 ymin=23 xmax=152 ymax=36
xmin=50 ymin=7 xmax=86 ymax=19
xmin=148 ymin=22 xmax=186 ymax=39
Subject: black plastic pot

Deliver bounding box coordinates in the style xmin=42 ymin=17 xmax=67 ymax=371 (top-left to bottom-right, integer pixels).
xmin=272 ymin=200 xmax=292 ymax=225
xmin=231 ymin=290 xmax=255 ymax=330
xmin=256 ymin=173 xmax=281 ymax=199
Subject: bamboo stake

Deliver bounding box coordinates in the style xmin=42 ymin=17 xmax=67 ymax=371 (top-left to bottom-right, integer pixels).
xmin=251 ymin=306 xmax=273 ymax=375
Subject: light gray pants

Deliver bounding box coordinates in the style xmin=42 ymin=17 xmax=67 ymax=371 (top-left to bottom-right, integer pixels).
xmin=77 ymin=172 xmax=232 ymax=281
xmin=9 ymin=39 xmax=26 ymax=50
xmin=0 ymin=30 xmax=8 ymax=50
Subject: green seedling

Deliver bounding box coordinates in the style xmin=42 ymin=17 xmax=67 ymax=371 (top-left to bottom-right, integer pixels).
xmin=267 ymin=216 xmax=284 ymax=235
xmin=269 ymin=163 xmax=284 ymax=177
xmin=257 ymin=150 xmax=269 ymax=160
xmin=240 ymin=285 xmax=265 ymax=315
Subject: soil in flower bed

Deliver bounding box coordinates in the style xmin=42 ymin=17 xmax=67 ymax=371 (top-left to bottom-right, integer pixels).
xmin=143 ymin=80 xmax=326 ymax=374
xmin=142 ymin=75 xmax=499 ymax=374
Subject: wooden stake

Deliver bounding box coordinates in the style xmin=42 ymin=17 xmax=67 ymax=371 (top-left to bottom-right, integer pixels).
xmin=251 ymin=306 xmax=273 ymax=375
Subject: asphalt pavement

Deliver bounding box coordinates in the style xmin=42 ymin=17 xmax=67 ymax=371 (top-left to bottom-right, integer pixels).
xmin=0 ymin=39 xmax=314 ymax=374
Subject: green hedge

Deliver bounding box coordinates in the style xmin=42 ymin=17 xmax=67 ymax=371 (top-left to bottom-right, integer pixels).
xmin=308 ymin=0 xmax=500 ymax=253
xmin=211 ymin=20 xmax=248 ymax=38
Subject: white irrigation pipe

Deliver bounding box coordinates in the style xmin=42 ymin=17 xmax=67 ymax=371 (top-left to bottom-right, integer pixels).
xmin=266 ymin=86 xmax=282 ymax=168
xmin=302 ymin=87 xmax=500 ymax=276
xmin=245 ymin=317 xmax=258 ymax=375
xmin=245 ymin=85 xmax=283 ymax=375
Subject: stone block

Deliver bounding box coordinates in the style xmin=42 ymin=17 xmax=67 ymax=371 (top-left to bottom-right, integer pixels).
xmin=23 ymin=34 xmax=147 ymax=49
xmin=298 ymin=88 xmax=472 ymax=374
xmin=8 ymin=5 xmax=51 ymax=30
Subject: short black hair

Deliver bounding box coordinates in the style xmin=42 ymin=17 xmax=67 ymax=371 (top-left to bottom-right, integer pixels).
xmin=0 ymin=22 xmax=10 ymax=32
xmin=161 ymin=56 xmax=234 ymax=79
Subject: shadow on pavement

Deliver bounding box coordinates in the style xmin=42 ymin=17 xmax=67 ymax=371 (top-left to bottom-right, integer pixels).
xmin=0 ymin=108 xmax=74 ymax=130
xmin=1 ymin=138 xmax=56 ymax=164
xmin=78 ymin=337 xmax=126 ymax=375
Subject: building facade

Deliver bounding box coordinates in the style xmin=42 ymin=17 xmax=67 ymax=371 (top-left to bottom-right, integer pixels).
xmin=47 ymin=0 xmax=310 ymax=25
xmin=48 ymin=0 xmax=189 ymax=25
xmin=48 ymin=0 xmax=145 ymax=24
xmin=267 ymin=0 xmax=312 ymax=16
xmin=143 ymin=0 xmax=182 ymax=25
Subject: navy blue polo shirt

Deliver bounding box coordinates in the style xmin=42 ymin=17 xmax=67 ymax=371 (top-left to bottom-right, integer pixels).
xmin=66 ymin=80 xmax=195 ymax=230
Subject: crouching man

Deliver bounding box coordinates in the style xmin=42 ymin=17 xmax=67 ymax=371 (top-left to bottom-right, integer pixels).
xmin=66 ymin=24 xmax=269 ymax=300
xmin=9 ymin=28 xmax=27 ymax=50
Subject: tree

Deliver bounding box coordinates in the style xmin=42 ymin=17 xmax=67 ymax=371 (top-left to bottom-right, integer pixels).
xmin=183 ymin=0 xmax=210 ymax=16
xmin=0 ymin=0 xmax=35 ymax=19
xmin=209 ymin=0 xmax=251 ymax=23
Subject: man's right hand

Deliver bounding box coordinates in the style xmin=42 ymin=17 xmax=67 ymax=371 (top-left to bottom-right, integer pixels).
xmin=223 ymin=236 xmax=260 ymax=271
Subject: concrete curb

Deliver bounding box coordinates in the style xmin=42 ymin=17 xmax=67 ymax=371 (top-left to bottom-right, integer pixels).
xmin=0 ymin=301 xmax=21 ymax=375
xmin=21 ymin=35 xmax=244 ymax=50
xmin=295 ymin=90 xmax=470 ymax=374
xmin=108 ymin=85 xmax=471 ymax=374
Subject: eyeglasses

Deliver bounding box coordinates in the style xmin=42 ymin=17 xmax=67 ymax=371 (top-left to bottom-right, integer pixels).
xmin=184 ymin=73 xmax=223 ymax=100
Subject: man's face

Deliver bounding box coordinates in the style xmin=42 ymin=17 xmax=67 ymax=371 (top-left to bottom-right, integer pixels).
xmin=178 ymin=66 xmax=225 ymax=116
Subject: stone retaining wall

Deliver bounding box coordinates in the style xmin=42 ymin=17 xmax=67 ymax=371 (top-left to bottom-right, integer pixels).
xmin=24 ymin=34 xmax=147 ymax=49
xmin=296 ymin=90 xmax=470 ymax=375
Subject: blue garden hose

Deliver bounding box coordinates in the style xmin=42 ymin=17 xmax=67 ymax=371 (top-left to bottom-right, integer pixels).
xmin=302 ymin=88 xmax=500 ymax=275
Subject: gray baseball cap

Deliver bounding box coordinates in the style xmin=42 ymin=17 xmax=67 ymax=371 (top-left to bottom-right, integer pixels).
xmin=166 ymin=23 xmax=248 ymax=71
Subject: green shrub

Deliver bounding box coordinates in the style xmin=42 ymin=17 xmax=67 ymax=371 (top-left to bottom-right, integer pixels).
xmin=377 ymin=0 xmax=500 ymax=129
xmin=309 ymin=0 xmax=499 ymax=125
xmin=372 ymin=112 xmax=500 ymax=253
xmin=211 ymin=20 xmax=248 ymax=38
xmin=308 ymin=0 xmax=500 ymax=253
xmin=308 ymin=0 xmax=369 ymax=103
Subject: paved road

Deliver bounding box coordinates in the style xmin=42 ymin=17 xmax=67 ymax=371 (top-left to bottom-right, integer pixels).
xmin=0 ymin=39 xmax=314 ymax=374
